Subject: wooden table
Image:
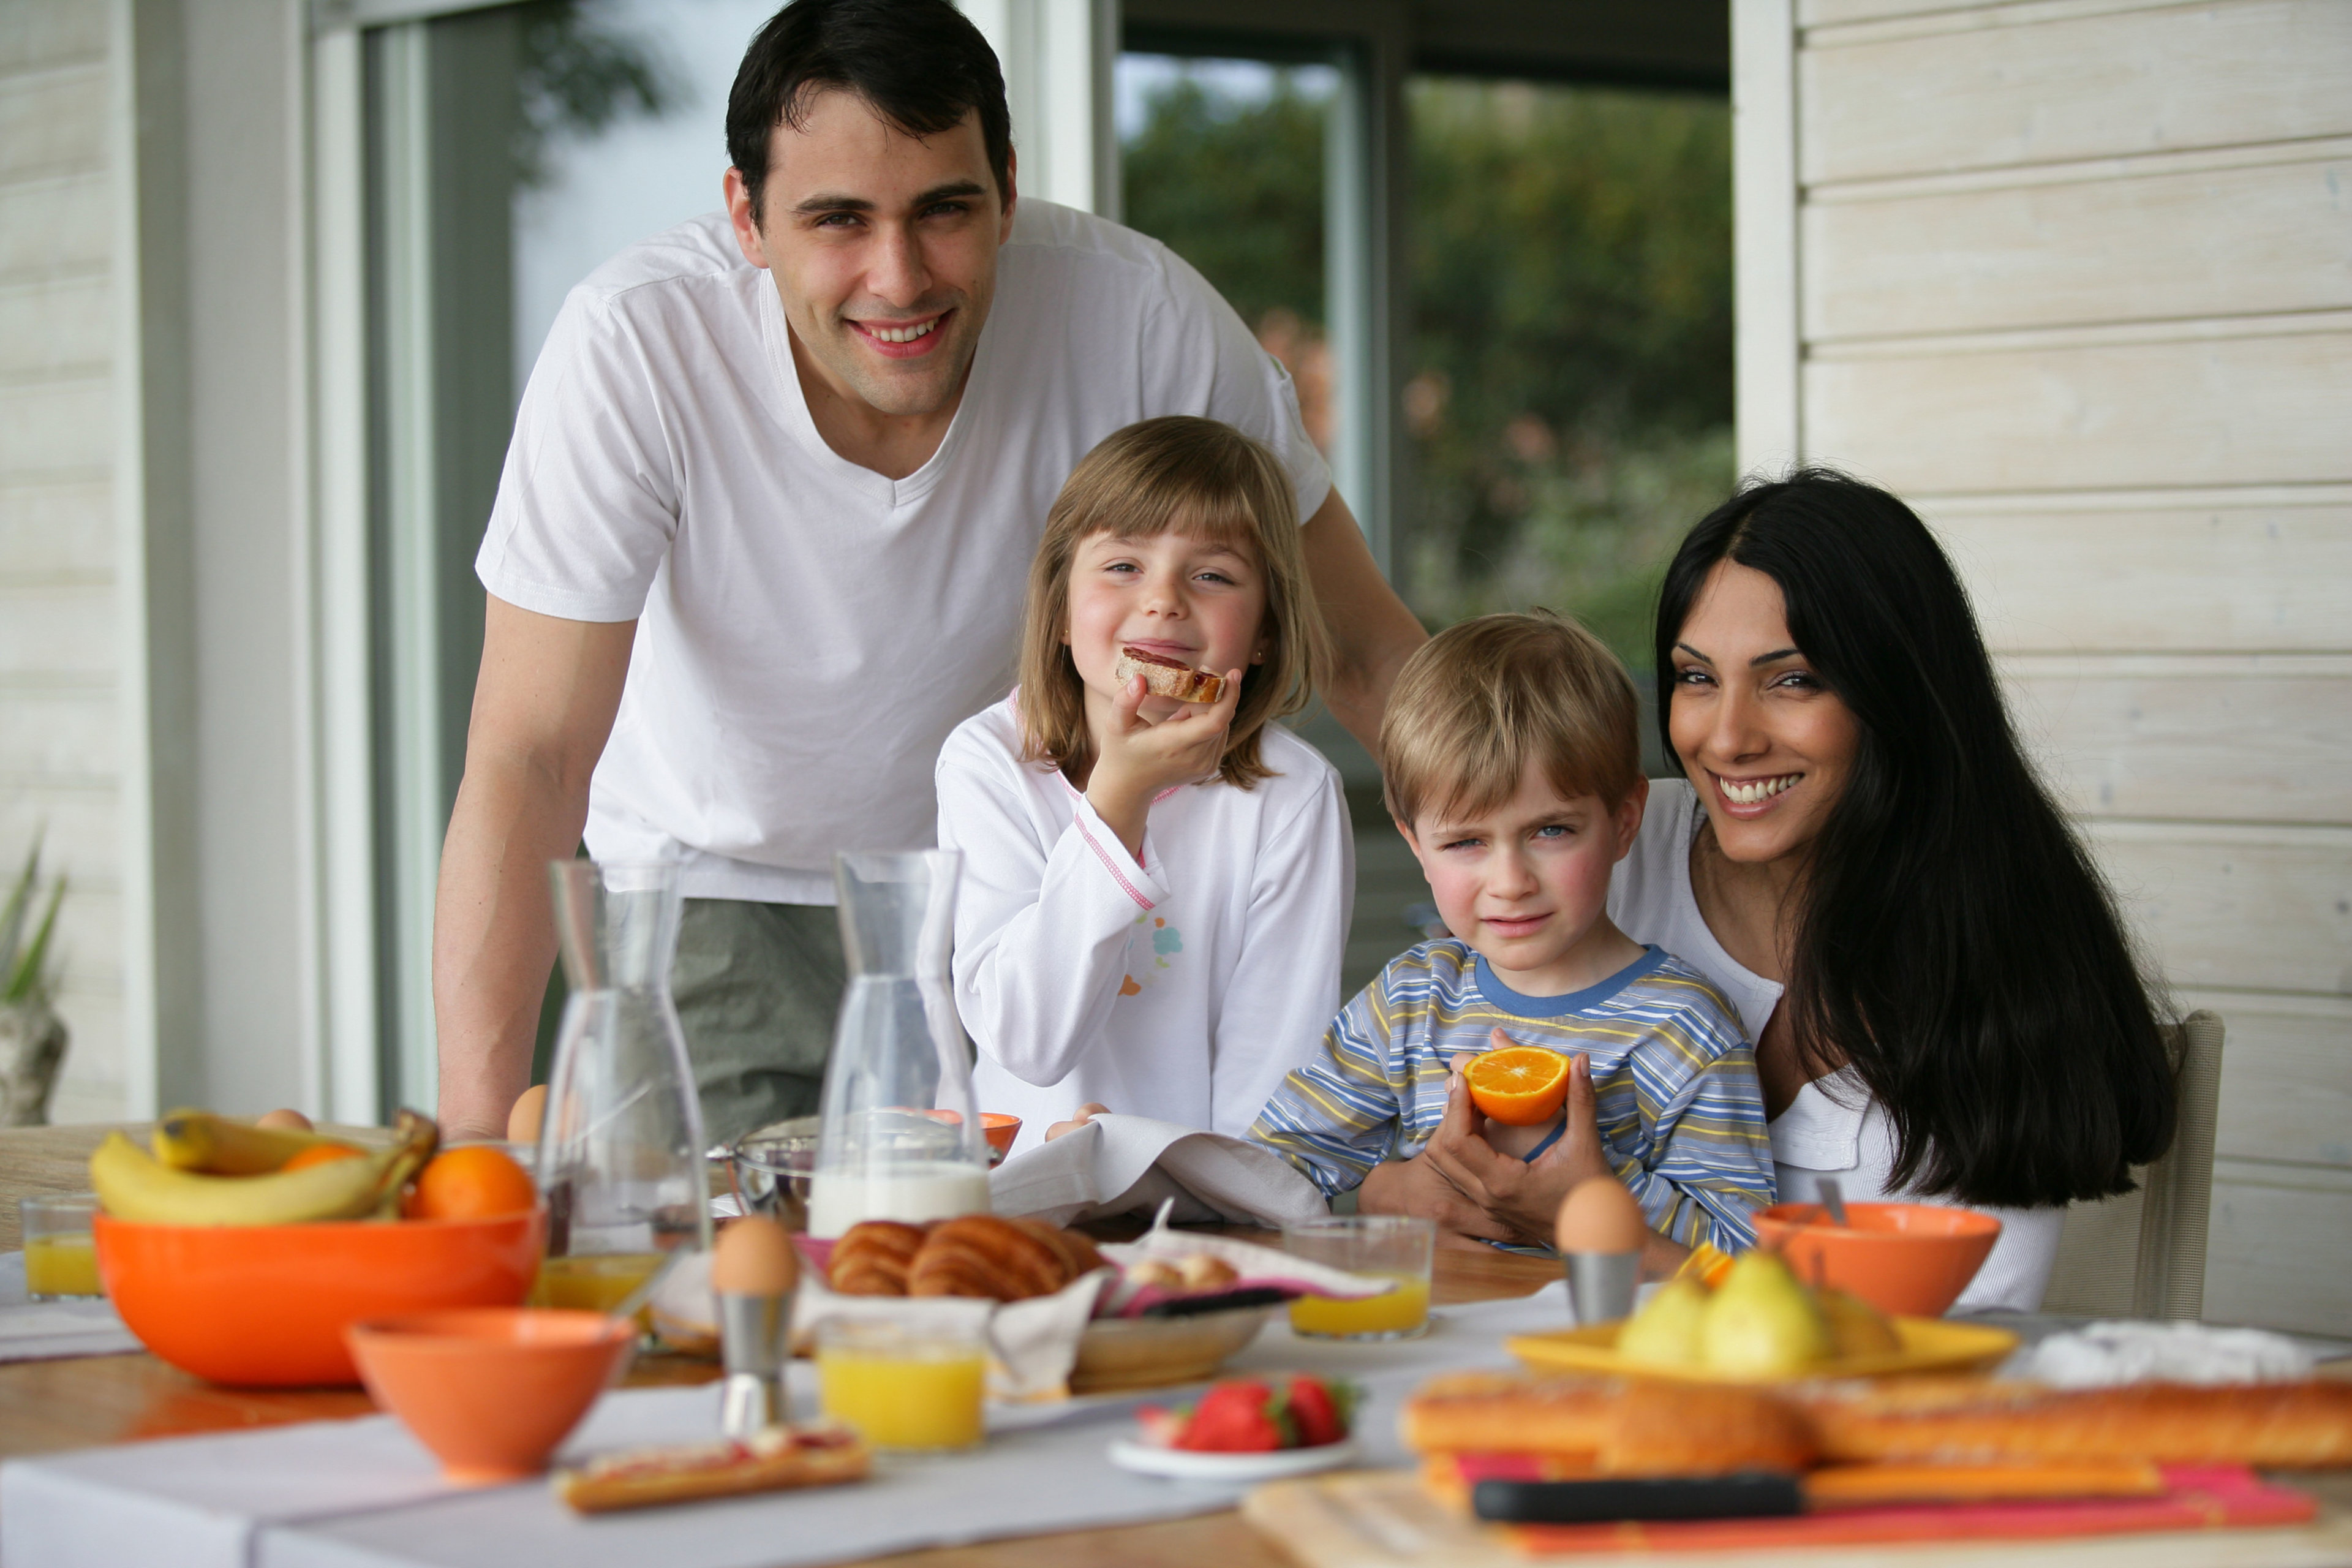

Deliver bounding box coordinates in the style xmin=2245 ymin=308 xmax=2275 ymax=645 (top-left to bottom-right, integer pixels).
xmin=0 ymin=1122 xmax=1557 ymax=1567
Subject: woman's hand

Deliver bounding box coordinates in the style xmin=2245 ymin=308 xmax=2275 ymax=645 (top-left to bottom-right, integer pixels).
xmin=1418 ymin=1029 xmax=1614 ymax=1248
xmin=1085 ymin=671 xmax=1242 ymax=857
xmin=1045 ymin=1102 xmax=1110 ymax=1142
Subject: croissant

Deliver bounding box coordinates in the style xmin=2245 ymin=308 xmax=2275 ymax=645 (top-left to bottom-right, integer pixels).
xmin=908 ymin=1215 xmax=1069 ymax=1302
xmin=827 ymin=1221 xmax=927 ymax=1296
xmin=1007 ymin=1216 xmax=1105 ymax=1281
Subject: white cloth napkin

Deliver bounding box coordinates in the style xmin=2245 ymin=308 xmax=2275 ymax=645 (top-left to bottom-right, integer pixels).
xmin=2007 ymin=1319 xmax=2318 ymax=1387
xmin=987 ymin=1115 xmax=1329 ymax=1229
xmin=0 ymin=1253 xmax=138 ymax=1363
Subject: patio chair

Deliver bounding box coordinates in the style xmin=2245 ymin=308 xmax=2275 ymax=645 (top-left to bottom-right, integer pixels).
xmin=2038 ymin=1009 xmax=2224 ymax=1321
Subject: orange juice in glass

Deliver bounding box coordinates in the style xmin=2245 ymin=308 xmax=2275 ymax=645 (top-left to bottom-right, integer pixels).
xmin=1283 ymin=1215 xmax=1436 ymax=1340
xmin=817 ymin=1319 xmax=986 ymax=1452
xmin=21 ymin=1194 xmax=102 ymax=1300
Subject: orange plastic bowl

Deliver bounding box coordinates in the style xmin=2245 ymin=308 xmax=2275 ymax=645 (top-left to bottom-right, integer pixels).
xmin=1753 ymin=1201 xmax=2000 ymax=1318
xmin=349 ymin=1308 xmax=633 ymax=1485
xmin=981 ymin=1114 xmax=1022 ymax=1158
xmin=94 ymin=1208 xmax=545 ymax=1387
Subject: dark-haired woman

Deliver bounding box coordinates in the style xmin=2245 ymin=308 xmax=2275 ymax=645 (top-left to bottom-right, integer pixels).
xmin=1381 ymin=470 xmax=2176 ymax=1310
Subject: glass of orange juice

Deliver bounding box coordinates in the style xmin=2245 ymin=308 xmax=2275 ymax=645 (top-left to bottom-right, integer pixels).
xmin=1283 ymin=1215 xmax=1435 ymax=1340
xmin=21 ymin=1194 xmax=102 ymax=1300
xmin=816 ymin=1318 xmax=987 ymax=1452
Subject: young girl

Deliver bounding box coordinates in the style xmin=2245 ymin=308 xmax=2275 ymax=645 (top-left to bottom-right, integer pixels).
xmin=935 ymin=416 xmax=1352 ymax=1158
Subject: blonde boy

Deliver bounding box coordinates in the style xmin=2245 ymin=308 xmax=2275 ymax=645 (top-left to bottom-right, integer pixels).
xmin=1248 ymin=612 xmax=1772 ymax=1251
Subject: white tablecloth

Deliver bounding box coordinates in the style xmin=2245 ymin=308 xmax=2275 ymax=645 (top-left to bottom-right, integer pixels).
xmin=0 ymin=1252 xmax=138 ymax=1363
xmin=1 ymin=1282 xmax=1575 ymax=1568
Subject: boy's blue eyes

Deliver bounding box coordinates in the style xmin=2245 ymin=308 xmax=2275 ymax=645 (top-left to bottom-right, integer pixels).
xmin=1439 ymin=824 xmax=1573 ymax=851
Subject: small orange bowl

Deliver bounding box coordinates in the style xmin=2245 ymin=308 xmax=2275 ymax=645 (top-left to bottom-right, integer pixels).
xmin=349 ymin=1308 xmax=633 ymax=1485
xmin=95 ymin=1208 xmax=545 ymax=1387
xmin=1753 ymin=1201 xmax=2000 ymax=1318
xmin=981 ymin=1114 xmax=1022 ymax=1158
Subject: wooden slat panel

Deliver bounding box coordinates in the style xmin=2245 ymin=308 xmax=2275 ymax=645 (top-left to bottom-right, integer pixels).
xmin=1800 ymin=0 xmax=2352 ymax=185
xmin=1928 ymin=499 xmax=2352 ymax=654
xmin=0 ymin=63 xmax=104 ymax=184
xmin=0 ymin=785 xmax=118 ymax=886
xmin=0 ymin=177 xmax=107 ymax=282
xmin=0 ymin=0 xmax=108 ymax=75
xmin=0 ymin=481 xmax=108 ymax=574
xmin=47 ymin=987 xmax=123 ymax=1121
xmin=2181 ymin=990 xmax=2352 ymax=1170
xmin=0 ymin=688 xmax=118 ymax=777
xmin=2204 ymin=1160 xmax=2352 ymax=1335
xmin=2084 ymin=823 xmax=2352 ymax=996
xmin=1803 ymin=329 xmax=2352 ymax=494
xmin=0 ymin=274 xmax=107 ymax=379
xmin=2000 ymin=658 xmax=2352 ymax=823
xmin=1804 ymin=154 xmax=2352 ymax=341
xmin=0 ymin=378 xmax=106 ymax=475
xmin=0 ymin=583 xmax=115 ymax=673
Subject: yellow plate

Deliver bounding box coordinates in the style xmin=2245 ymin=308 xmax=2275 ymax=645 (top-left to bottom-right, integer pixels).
xmin=1506 ymin=1314 xmax=2018 ymax=1384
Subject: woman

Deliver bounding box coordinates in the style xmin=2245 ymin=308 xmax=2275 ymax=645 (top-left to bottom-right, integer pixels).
xmin=1365 ymin=469 xmax=2177 ymax=1310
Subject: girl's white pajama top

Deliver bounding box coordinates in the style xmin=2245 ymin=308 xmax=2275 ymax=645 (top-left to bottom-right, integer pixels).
xmin=936 ymin=697 xmax=1354 ymax=1158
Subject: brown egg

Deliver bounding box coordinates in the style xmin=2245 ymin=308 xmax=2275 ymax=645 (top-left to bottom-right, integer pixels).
xmin=255 ymin=1107 xmax=314 ymax=1133
xmin=710 ymin=1215 xmax=799 ymax=1297
xmin=506 ymin=1084 xmax=548 ymax=1145
xmin=1555 ymin=1176 xmax=1647 ymax=1255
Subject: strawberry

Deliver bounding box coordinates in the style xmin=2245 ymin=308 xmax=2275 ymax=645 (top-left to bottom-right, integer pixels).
xmin=1284 ymin=1375 xmax=1349 ymax=1447
xmin=1173 ymin=1379 xmax=1291 ymax=1452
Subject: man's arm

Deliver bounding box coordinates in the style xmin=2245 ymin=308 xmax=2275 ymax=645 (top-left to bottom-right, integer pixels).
xmin=1298 ymin=491 xmax=1427 ymax=755
xmin=433 ymin=595 xmax=636 ymax=1140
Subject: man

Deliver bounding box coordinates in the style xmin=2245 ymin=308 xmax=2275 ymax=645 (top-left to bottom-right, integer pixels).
xmin=435 ymin=0 xmax=1425 ymax=1144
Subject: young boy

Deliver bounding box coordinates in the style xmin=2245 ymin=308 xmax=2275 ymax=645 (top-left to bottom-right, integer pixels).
xmin=1248 ymin=612 xmax=1773 ymax=1253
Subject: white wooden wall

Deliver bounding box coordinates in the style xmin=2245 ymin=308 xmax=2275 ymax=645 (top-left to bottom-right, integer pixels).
xmin=1741 ymin=0 xmax=2352 ymax=1333
xmin=0 ymin=0 xmax=135 ymax=1125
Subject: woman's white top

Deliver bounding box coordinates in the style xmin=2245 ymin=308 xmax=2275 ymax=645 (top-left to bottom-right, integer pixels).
xmin=1606 ymin=779 xmax=2064 ymax=1313
xmin=937 ymin=698 xmax=1354 ymax=1158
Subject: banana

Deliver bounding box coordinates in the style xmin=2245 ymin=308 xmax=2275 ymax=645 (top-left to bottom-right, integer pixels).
xmin=151 ymin=1109 xmax=344 ymax=1175
xmin=95 ymin=1110 xmax=440 ymax=1226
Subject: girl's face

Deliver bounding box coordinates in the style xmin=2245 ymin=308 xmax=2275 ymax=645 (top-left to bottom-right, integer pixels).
xmin=1667 ymin=560 xmax=1860 ymax=866
xmin=1064 ymin=527 xmax=1270 ymax=721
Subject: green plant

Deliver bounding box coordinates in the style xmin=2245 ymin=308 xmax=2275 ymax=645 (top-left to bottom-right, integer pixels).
xmin=1 ymin=840 xmax=66 ymax=1009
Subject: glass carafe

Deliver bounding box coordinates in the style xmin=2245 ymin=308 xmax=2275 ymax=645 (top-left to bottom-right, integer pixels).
xmin=806 ymin=850 xmax=990 ymax=1238
xmin=535 ymin=859 xmax=711 ymax=1314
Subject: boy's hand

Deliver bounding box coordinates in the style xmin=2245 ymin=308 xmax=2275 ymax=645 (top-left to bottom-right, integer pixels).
xmin=1085 ymin=670 xmax=1242 ymax=857
xmin=1355 ymin=1153 xmax=1517 ymax=1249
xmin=1422 ymin=1030 xmax=1613 ymax=1247
xmin=1045 ymin=1102 xmax=1110 ymax=1142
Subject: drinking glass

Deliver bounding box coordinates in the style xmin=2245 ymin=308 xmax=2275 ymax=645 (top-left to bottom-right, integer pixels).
xmin=534 ymin=859 xmax=710 ymax=1323
xmin=1283 ymin=1215 xmax=1436 ymax=1340
xmin=807 ymin=850 xmax=990 ymax=1238
xmin=20 ymin=1194 xmax=100 ymax=1300
xmin=816 ymin=1317 xmax=987 ymax=1452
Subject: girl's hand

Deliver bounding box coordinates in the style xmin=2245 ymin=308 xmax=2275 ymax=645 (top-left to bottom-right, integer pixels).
xmin=1085 ymin=669 xmax=1242 ymax=857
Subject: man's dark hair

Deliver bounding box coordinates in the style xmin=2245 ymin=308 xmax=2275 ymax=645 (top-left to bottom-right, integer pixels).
xmin=727 ymin=0 xmax=1012 ymax=222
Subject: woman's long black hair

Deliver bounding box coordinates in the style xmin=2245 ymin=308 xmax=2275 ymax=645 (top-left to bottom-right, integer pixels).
xmin=1654 ymin=470 xmax=2176 ymax=1208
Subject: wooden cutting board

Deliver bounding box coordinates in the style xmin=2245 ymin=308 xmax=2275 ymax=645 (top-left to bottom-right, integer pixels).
xmin=1241 ymin=1468 xmax=2352 ymax=1568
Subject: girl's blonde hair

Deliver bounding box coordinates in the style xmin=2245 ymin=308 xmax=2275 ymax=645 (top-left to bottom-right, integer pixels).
xmin=1017 ymin=416 xmax=1330 ymax=788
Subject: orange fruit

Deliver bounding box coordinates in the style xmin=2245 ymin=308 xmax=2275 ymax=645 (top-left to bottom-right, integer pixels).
xmin=280 ymin=1142 xmax=364 ymax=1171
xmin=1464 ymin=1046 xmax=1572 ymax=1126
xmin=404 ymin=1145 xmax=538 ymax=1221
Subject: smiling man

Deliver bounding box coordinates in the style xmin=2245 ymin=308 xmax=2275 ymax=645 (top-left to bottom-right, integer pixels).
xmin=435 ymin=0 xmax=1426 ymax=1143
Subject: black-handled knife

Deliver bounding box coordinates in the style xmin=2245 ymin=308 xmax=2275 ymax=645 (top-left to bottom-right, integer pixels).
xmin=1472 ymin=1472 xmax=1804 ymax=1524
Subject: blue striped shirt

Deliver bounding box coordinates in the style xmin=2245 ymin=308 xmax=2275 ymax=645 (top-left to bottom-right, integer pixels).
xmin=1247 ymin=941 xmax=1774 ymax=1252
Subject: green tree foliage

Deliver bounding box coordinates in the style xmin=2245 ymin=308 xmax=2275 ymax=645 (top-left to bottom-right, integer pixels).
xmin=1117 ymin=67 xmax=1733 ymax=667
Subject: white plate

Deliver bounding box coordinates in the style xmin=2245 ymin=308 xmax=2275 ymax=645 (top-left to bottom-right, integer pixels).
xmin=1107 ymin=1436 xmax=1359 ymax=1482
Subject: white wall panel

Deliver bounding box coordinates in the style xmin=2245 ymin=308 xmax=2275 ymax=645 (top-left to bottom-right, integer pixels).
xmin=2204 ymin=1161 xmax=2352 ymax=1335
xmin=0 ymin=274 xmax=108 ymax=377
xmin=1800 ymin=0 xmax=2352 ymax=185
xmin=2086 ymin=823 xmax=2352 ymax=997
xmin=0 ymin=64 xmax=105 ymax=183
xmin=0 ymin=178 xmax=107 ymax=281
xmin=1804 ymin=328 xmax=2352 ymax=494
xmin=0 ymin=787 xmax=119 ymax=887
xmin=1804 ymin=153 xmax=2352 ymax=341
xmin=0 ymin=481 xmax=109 ymax=573
xmin=2184 ymin=990 xmax=2352 ymax=1171
xmin=0 ymin=0 xmax=108 ymax=72
xmin=1929 ymin=497 xmax=2352 ymax=654
xmin=0 ymin=689 xmax=118 ymax=778
xmin=2001 ymin=657 xmax=2352 ymax=823
xmin=0 ymin=377 xmax=107 ymax=475
xmin=0 ymin=584 xmax=118 ymax=674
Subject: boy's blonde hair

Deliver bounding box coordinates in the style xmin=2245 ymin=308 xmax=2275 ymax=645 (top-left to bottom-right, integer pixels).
xmin=1017 ymin=416 xmax=1330 ymax=788
xmin=1381 ymin=610 xmax=1640 ymax=827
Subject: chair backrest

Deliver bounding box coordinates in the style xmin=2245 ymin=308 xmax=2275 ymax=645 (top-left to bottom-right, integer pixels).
xmin=2039 ymin=1010 xmax=2223 ymax=1320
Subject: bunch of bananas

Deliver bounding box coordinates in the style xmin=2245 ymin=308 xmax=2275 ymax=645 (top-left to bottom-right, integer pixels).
xmin=89 ymin=1109 xmax=438 ymax=1226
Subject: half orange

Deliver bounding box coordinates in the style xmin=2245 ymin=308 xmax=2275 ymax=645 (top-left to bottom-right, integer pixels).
xmin=1464 ymin=1046 xmax=1571 ymax=1126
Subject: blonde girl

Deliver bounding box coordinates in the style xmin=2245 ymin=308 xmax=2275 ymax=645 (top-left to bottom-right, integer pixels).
xmin=935 ymin=416 xmax=1352 ymax=1155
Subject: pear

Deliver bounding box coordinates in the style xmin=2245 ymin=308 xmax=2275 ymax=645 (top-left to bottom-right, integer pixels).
xmin=1819 ymin=1287 xmax=1902 ymax=1357
xmin=1615 ymin=1276 xmax=1711 ymax=1369
xmin=1698 ymin=1250 xmax=1833 ymax=1376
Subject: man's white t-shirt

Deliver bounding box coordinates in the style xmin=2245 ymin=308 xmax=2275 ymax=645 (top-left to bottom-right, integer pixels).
xmin=477 ymin=202 xmax=1333 ymax=905
xmin=1607 ymin=778 xmax=2065 ymax=1313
